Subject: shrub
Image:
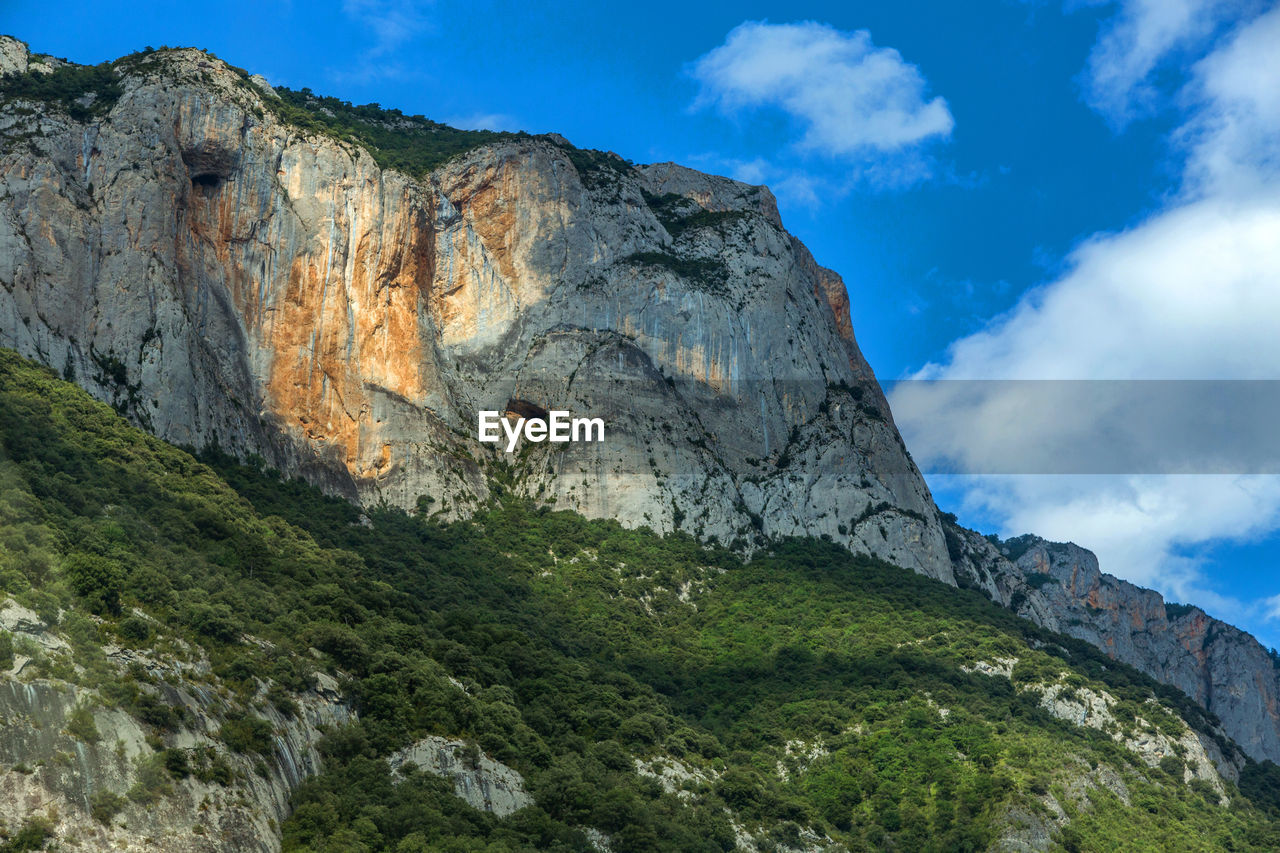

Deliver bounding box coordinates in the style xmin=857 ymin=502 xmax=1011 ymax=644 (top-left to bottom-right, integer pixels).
xmin=133 ymin=691 xmax=184 ymax=731
xmin=219 ymin=713 xmax=275 ymax=755
xmin=62 ymin=552 xmax=125 ymax=615
xmin=1 ymin=62 xmax=123 ymax=121
xmin=0 ymin=817 xmax=53 ymax=851
xmin=116 ymin=615 xmax=152 ymax=643
xmin=161 ymin=748 xmax=190 ymax=779
xmin=65 ymin=702 xmax=100 ymax=743
xmin=127 ymin=754 xmax=172 ymax=804
xmin=265 ymin=87 xmax=525 ymax=177
xmin=186 ymin=602 xmax=241 ymax=643
xmin=89 ymin=789 xmax=127 ymax=825
xmin=266 ymin=683 xmax=300 ymax=718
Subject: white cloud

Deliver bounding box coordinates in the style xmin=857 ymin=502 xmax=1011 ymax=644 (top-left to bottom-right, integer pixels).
xmin=727 ymin=159 xmax=822 ymax=207
xmin=945 ymin=473 xmax=1280 ymax=595
xmin=690 ymin=21 xmax=953 ymax=158
xmin=910 ymin=197 xmax=1280 ymax=382
xmin=891 ymin=4 xmax=1280 ymax=627
xmin=1180 ymin=5 xmax=1280 ymax=195
xmin=331 ymin=0 xmax=434 ymax=83
xmin=1082 ymin=0 xmax=1239 ymax=126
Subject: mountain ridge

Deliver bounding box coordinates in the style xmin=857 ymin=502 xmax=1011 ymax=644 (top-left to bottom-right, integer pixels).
xmin=949 ymin=521 xmax=1280 ymax=766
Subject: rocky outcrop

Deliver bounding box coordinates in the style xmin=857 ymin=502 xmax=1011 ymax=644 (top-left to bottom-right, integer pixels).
xmin=0 ymin=36 xmax=952 ymax=582
xmin=0 ymin=37 xmax=29 ymax=75
xmin=388 ymin=736 xmax=532 ymax=817
xmin=951 ymin=525 xmax=1280 ymax=765
xmin=0 ymin=598 xmax=351 ymax=851
xmin=965 ymin=654 xmax=1238 ymax=809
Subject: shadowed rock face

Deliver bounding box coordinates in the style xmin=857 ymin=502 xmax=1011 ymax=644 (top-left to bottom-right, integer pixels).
xmin=0 ymin=38 xmax=952 ymax=582
xmin=950 ymin=525 xmax=1280 ymax=764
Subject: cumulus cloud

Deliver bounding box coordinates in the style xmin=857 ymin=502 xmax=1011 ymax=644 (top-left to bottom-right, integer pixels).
xmin=690 ymin=21 xmax=953 ymax=159
xmin=890 ymin=4 xmax=1280 ymax=628
xmin=909 ymin=197 xmax=1280 ymax=382
xmin=944 ymin=473 xmax=1280 ymax=591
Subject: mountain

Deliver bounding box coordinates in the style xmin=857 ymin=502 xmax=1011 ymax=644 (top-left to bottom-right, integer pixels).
xmin=950 ymin=525 xmax=1280 ymax=766
xmin=0 ymin=37 xmax=950 ymax=583
xmin=4 ymin=348 xmax=1280 ymax=852
xmin=4 ymin=36 xmax=1280 ymax=850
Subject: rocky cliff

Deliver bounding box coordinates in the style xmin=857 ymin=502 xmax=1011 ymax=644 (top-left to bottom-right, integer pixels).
xmin=4 ymin=36 xmax=1280 ymax=778
xmin=0 ymin=37 xmax=952 ymax=583
xmin=0 ymin=598 xmax=350 ymax=852
xmin=950 ymin=523 xmax=1280 ymax=765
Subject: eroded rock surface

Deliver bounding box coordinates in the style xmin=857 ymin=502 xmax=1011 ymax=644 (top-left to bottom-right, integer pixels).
xmin=0 ymin=598 xmax=351 ymax=851
xmin=952 ymin=526 xmax=1280 ymax=764
xmin=388 ymin=736 xmax=532 ymax=817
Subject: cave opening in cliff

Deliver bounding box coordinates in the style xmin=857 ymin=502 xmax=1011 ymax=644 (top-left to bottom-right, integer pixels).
xmin=191 ymin=172 xmax=222 ymax=189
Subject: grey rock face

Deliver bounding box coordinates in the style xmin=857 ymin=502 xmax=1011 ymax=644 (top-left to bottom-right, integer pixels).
xmin=388 ymin=735 xmax=533 ymax=817
xmin=0 ymin=598 xmax=352 ymax=851
xmin=0 ymin=36 xmax=29 ymax=75
xmin=951 ymin=524 xmax=1280 ymax=764
xmin=0 ymin=42 xmax=952 ymax=581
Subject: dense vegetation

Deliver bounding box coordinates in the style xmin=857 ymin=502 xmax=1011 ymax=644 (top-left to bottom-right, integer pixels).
xmin=264 ymin=87 xmax=526 ymax=177
xmin=2 ymin=347 xmax=1280 ymax=851
xmin=248 ymin=83 xmax=633 ymax=183
xmin=0 ymin=60 xmax=122 ymax=120
xmin=642 ymin=190 xmax=750 ymax=240
xmin=623 ymin=252 xmax=730 ymax=294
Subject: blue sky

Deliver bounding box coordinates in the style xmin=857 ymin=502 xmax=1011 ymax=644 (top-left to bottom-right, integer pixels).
xmin=6 ymin=1 xmax=1280 ymax=647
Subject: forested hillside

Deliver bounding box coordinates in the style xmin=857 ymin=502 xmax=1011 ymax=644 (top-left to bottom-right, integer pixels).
xmin=3 ymin=347 xmax=1280 ymax=851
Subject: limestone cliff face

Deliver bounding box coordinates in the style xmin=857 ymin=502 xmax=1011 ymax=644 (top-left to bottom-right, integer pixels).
xmin=950 ymin=525 xmax=1280 ymax=765
xmin=0 ymin=38 xmax=952 ymax=582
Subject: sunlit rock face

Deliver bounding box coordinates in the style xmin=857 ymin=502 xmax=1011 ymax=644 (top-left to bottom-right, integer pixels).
xmin=951 ymin=527 xmax=1280 ymax=764
xmin=0 ymin=37 xmax=953 ymax=582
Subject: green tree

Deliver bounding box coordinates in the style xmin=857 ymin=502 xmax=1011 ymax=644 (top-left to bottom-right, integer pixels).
xmin=62 ymin=552 xmax=125 ymax=615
